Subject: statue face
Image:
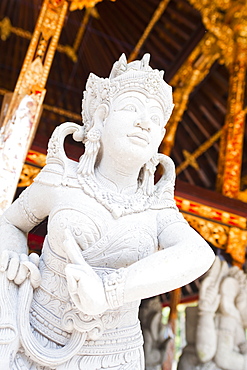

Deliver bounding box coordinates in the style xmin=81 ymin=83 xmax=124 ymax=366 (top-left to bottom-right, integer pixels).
xmin=100 ymin=91 xmax=166 ymax=167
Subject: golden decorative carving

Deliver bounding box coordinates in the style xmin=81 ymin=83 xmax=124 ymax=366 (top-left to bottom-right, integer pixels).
xmin=175 ymin=196 xmax=247 ymax=266
xmin=128 ymin=0 xmax=170 ymax=62
xmin=20 ymin=58 xmax=44 ymax=96
xmin=1 ymin=0 xmax=68 ymax=125
xmin=0 ymin=6 xmax=99 ymax=63
xmin=69 ymin=0 xmax=115 ymax=11
xmin=0 ymin=16 xmax=12 ymax=41
xmin=218 ymin=109 xmax=247 ymax=197
xmin=175 ymin=196 xmax=247 ymax=229
xmin=19 ymin=164 xmax=41 ymax=187
xmin=26 ymin=150 xmax=47 ymax=167
xmin=183 ymin=214 xmax=229 ymax=250
xmin=160 ymin=33 xmax=221 ymax=156
xmin=188 ymin=0 xmax=247 ymax=67
xmin=226 ymin=227 xmax=247 ymax=267
xmin=18 ymin=151 xmax=47 ymax=187
xmin=185 ymin=0 xmax=247 ymax=199
xmin=0 ymin=0 xmax=68 ymax=213
xmin=238 ymin=190 xmax=247 ymax=203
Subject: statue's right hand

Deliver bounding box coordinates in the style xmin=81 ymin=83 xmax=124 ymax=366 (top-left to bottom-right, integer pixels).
xmin=0 ymin=250 xmax=41 ymax=288
xmin=198 ymin=257 xmax=228 ymax=313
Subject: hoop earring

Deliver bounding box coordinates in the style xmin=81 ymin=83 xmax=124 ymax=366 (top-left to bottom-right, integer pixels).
xmin=77 ymin=128 xmax=101 ymax=177
xmin=140 ymin=154 xmax=159 ymax=196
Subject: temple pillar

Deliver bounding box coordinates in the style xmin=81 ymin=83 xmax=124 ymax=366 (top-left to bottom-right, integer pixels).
xmin=0 ymin=0 xmax=68 ymax=213
xmin=216 ymin=25 xmax=247 ymax=197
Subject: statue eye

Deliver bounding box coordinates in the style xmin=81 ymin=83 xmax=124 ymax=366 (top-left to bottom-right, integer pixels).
xmin=151 ymin=115 xmax=160 ymax=125
xmin=123 ymin=104 xmax=137 ymax=112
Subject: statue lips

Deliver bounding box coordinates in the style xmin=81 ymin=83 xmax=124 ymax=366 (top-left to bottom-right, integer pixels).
xmin=127 ymin=132 xmax=150 ymax=146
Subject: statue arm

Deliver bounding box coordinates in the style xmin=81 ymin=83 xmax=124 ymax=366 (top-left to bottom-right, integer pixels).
xmin=0 ymin=181 xmax=52 ymax=252
xmin=0 ymin=181 xmax=53 ymax=286
xmin=195 ymin=257 xmax=229 ymax=363
xmin=64 ymin=218 xmax=215 ymax=315
xmin=122 ymin=220 xmax=214 ymax=302
xmin=214 ymin=316 xmax=247 ymax=370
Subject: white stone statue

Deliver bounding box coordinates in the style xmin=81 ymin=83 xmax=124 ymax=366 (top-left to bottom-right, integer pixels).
xmin=0 ymin=54 xmax=214 ymax=370
xmin=178 ymin=257 xmax=247 ymax=370
xmin=139 ymin=297 xmax=174 ymax=369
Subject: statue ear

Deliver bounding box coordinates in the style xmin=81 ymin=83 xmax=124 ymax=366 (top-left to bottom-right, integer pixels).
xmin=94 ymin=104 xmax=109 ymax=127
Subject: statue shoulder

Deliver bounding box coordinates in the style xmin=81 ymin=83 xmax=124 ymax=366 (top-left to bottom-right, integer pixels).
xmin=151 ymin=154 xmax=177 ymax=210
xmin=34 ymin=122 xmax=84 ymax=188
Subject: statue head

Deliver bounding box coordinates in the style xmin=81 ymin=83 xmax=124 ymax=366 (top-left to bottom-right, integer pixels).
xmin=78 ymin=54 xmax=174 ymax=191
xmin=81 ymin=53 xmax=174 ymax=141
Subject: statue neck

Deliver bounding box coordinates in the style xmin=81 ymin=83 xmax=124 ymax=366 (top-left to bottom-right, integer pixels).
xmin=95 ymin=159 xmax=140 ymax=195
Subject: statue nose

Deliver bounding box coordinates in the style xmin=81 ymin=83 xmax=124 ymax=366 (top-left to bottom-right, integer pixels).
xmin=134 ymin=115 xmax=151 ymax=132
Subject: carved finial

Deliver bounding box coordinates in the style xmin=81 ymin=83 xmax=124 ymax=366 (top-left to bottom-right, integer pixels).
xmin=109 ymin=53 xmax=127 ymax=79
xmin=159 ymin=70 xmax=164 ymax=79
xmin=141 ymin=53 xmax=150 ymax=70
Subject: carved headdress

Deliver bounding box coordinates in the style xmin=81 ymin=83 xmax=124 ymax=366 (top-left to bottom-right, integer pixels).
xmin=77 ymin=54 xmax=174 ymax=193
xmin=81 ymin=53 xmax=174 ymax=141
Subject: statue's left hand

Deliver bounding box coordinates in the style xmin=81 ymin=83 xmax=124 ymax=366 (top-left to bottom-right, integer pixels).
xmin=65 ymin=263 xmax=108 ymax=315
xmin=63 ymin=229 xmax=108 ymax=315
xmin=0 ymin=250 xmax=41 ymax=288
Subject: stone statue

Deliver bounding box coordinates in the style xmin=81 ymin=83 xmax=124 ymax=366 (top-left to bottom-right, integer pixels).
xmin=139 ymin=297 xmax=174 ymax=370
xmin=0 ymin=54 xmax=214 ymax=370
xmin=178 ymin=257 xmax=247 ymax=370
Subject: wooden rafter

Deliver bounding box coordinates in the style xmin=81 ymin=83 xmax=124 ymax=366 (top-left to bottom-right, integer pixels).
xmin=128 ymin=0 xmax=170 ymax=62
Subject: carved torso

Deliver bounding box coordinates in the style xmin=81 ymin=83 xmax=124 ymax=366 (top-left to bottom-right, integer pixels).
xmin=25 ymin=165 xmax=172 ymax=369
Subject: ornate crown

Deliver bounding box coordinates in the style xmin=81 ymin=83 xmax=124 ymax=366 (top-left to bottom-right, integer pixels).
xmin=81 ymin=54 xmax=174 ymax=141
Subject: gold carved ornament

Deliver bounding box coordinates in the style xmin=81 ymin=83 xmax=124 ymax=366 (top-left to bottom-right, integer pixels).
xmin=175 ymin=196 xmax=247 ymax=267
xmin=219 ymin=109 xmax=247 ymax=197
xmin=19 ymin=165 xmax=41 ymax=188
xmin=185 ymin=0 xmax=247 ymax=199
xmin=160 ymin=33 xmax=221 ymax=157
xmin=68 ymin=0 xmax=115 ymax=11
xmin=187 ymin=0 xmax=240 ymax=67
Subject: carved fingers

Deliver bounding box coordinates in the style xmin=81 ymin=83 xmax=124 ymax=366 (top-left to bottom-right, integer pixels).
xmin=0 ymin=250 xmax=41 ymax=288
xmin=65 ymin=263 xmax=108 ymax=315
